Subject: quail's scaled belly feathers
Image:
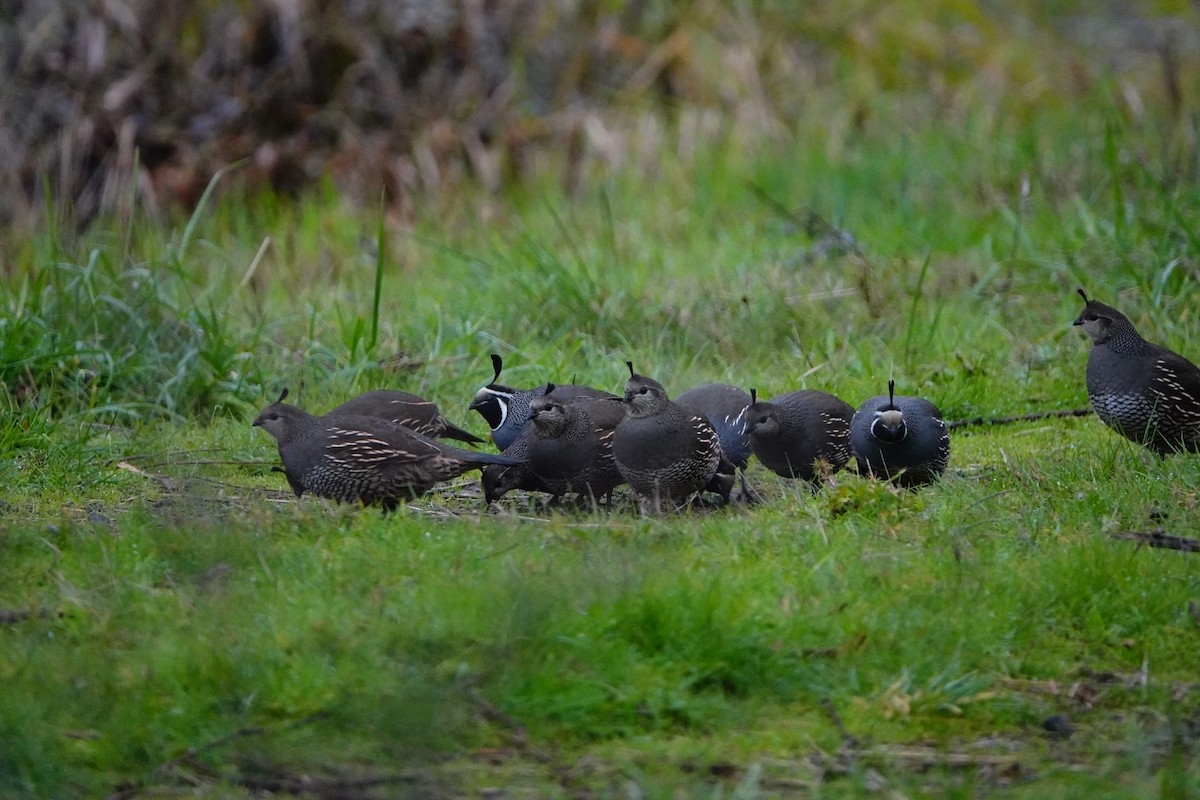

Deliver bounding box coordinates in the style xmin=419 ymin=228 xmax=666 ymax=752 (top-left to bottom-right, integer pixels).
xmin=850 ymin=380 xmax=950 ymax=488
xmin=745 ymin=388 xmax=854 ymax=481
xmin=613 ymin=363 xmax=729 ymax=506
xmin=527 ymin=388 xmax=627 ymax=501
xmin=1075 ymin=289 xmax=1200 ymax=455
xmin=254 ymin=390 xmax=522 ymax=511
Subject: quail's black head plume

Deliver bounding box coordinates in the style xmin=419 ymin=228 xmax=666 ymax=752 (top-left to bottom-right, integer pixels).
xmin=745 ymin=388 xmax=855 ymax=482
xmin=527 ymin=383 xmax=627 ymax=504
xmin=850 ymin=380 xmax=949 ymax=488
xmin=328 ymin=389 xmax=484 ymax=444
xmin=1074 ymin=288 xmax=1200 ymax=455
xmin=469 ymin=353 xmax=615 ymax=450
xmin=254 ymin=390 xmax=522 ymax=512
xmin=675 ymin=383 xmax=753 ymax=470
xmin=614 ymin=364 xmax=732 ymax=509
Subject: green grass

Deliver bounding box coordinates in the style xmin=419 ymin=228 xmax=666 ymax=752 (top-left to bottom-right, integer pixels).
xmin=4 ymin=17 xmax=1200 ymax=799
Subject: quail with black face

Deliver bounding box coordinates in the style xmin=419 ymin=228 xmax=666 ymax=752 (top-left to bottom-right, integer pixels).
xmin=850 ymin=380 xmax=949 ymax=488
xmin=1074 ymin=289 xmax=1200 ymax=455
xmin=468 ymin=354 xmax=615 ymax=450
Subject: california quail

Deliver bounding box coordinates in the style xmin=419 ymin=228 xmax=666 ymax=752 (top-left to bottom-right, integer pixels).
xmin=480 ymin=433 xmax=547 ymax=505
xmin=745 ymin=388 xmax=854 ymax=482
xmin=469 ymin=354 xmax=616 ymax=450
xmin=254 ymin=389 xmax=522 ymax=512
xmin=328 ymin=389 xmax=484 ymax=445
xmin=1074 ymin=289 xmax=1200 ymax=455
xmin=527 ymin=384 xmax=627 ymax=504
xmin=613 ymin=363 xmax=733 ymax=509
xmin=850 ymin=380 xmax=950 ymax=487
xmin=675 ymin=383 xmax=753 ymax=470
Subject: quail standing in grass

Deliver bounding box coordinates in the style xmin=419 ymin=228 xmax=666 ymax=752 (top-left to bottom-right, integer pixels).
xmin=527 ymin=384 xmax=627 ymax=504
xmin=254 ymin=389 xmax=523 ymax=512
xmin=1074 ymin=289 xmax=1200 ymax=455
xmin=469 ymin=354 xmax=616 ymax=450
xmin=850 ymin=380 xmax=950 ymax=488
xmin=613 ymin=363 xmax=733 ymax=509
xmin=480 ymin=432 xmax=547 ymax=505
xmin=745 ymin=388 xmax=854 ymax=482
xmin=328 ymin=389 xmax=484 ymax=444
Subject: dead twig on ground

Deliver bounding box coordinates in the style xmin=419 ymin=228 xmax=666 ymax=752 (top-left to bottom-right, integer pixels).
xmin=1110 ymin=529 xmax=1200 ymax=553
xmin=947 ymin=408 xmax=1092 ymax=430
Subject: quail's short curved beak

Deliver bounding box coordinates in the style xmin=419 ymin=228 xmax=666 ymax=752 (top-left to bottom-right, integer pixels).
xmin=1072 ymin=313 xmax=1084 ymax=327
xmin=251 ymin=416 xmax=264 ymax=427
xmin=622 ymin=390 xmax=635 ymax=404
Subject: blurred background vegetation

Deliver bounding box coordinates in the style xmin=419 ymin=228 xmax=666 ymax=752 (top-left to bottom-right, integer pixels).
xmin=1 ymin=0 xmax=1196 ymax=229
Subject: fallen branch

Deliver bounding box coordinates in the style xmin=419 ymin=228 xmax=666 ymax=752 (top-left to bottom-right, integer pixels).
xmin=1109 ymin=529 xmax=1200 ymax=553
xmin=947 ymin=408 xmax=1092 ymax=430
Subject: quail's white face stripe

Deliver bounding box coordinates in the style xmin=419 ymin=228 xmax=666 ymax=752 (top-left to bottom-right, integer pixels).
xmin=473 ymin=386 xmax=514 ymax=431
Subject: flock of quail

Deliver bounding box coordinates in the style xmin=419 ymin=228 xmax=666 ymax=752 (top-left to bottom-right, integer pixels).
xmin=252 ymin=291 xmax=1200 ymax=513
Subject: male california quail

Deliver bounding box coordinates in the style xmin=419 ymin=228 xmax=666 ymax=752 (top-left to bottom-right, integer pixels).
xmin=328 ymin=389 xmax=485 ymax=444
xmin=745 ymin=388 xmax=854 ymax=482
xmin=613 ymin=363 xmax=733 ymax=509
xmin=469 ymin=354 xmax=616 ymax=450
xmin=1074 ymin=289 xmax=1200 ymax=455
xmin=850 ymin=380 xmax=950 ymax=487
xmin=254 ymin=389 xmax=522 ymax=512
xmin=527 ymin=384 xmax=627 ymax=504
xmin=675 ymin=383 xmax=753 ymax=470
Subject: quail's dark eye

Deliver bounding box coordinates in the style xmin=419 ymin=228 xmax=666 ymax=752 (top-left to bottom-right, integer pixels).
xmin=269 ymin=413 xmax=280 ymax=421
xmin=638 ymin=387 xmax=650 ymax=395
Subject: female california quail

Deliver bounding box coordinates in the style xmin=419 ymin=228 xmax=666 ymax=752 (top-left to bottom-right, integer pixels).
xmin=1074 ymin=289 xmax=1200 ymax=455
xmin=328 ymin=389 xmax=484 ymax=444
xmin=745 ymin=388 xmax=854 ymax=482
xmin=527 ymin=384 xmax=627 ymax=504
xmin=481 ymin=433 xmax=547 ymax=505
xmin=254 ymin=389 xmax=522 ymax=512
xmin=613 ymin=363 xmax=733 ymax=509
xmin=469 ymin=354 xmax=616 ymax=449
xmin=675 ymin=383 xmax=753 ymax=470
xmin=850 ymin=380 xmax=949 ymax=487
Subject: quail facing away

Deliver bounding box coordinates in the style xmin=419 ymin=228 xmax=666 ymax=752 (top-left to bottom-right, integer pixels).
xmin=850 ymin=380 xmax=950 ymax=488
xmin=1075 ymin=289 xmax=1200 ymax=455
xmin=527 ymin=384 xmax=628 ymax=504
xmin=481 ymin=433 xmax=547 ymax=505
xmin=328 ymin=389 xmax=484 ymax=445
xmin=613 ymin=363 xmax=733 ymax=509
xmin=745 ymin=388 xmax=854 ymax=482
xmin=675 ymin=383 xmax=753 ymax=470
xmin=254 ymin=389 xmax=522 ymax=512
xmin=469 ymin=354 xmax=616 ymax=450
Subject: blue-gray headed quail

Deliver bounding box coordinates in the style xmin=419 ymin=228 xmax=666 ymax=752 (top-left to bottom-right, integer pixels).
xmin=469 ymin=354 xmax=615 ymax=450
xmin=850 ymin=380 xmax=949 ymax=488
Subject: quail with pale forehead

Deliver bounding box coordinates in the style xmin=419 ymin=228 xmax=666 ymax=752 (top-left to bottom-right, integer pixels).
xmin=469 ymin=354 xmax=615 ymax=450
xmin=850 ymin=380 xmax=950 ymax=488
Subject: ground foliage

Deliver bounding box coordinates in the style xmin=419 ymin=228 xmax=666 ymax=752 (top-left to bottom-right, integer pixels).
xmin=2 ymin=1 xmax=1200 ymax=798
